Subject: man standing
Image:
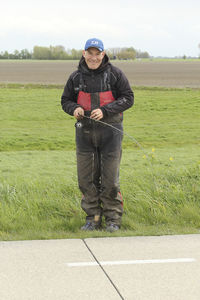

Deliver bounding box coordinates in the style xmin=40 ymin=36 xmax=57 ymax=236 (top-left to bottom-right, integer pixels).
xmin=61 ymin=38 xmax=134 ymax=232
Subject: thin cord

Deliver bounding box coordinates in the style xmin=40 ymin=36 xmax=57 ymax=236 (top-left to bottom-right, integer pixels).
xmin=81 ymin=115 xmax=149 ymax=157
xmin=83 ymin=239 xmax=125 ymax=300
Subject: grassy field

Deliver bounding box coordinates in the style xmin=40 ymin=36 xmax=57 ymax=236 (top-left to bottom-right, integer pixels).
xmin=0 ymin=84 xmax=199 ymax=240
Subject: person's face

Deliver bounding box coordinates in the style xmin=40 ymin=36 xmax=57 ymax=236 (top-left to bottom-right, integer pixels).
xmin=83 ymin=47 xmax=105 ymax=70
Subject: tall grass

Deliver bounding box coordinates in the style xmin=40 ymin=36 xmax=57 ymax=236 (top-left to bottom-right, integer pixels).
xmin=0 ymin=85 xmax=199 ymax=240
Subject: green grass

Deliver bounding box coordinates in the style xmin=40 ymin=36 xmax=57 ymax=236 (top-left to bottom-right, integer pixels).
xmin=0 ymin=84 xmax=200 ymax=240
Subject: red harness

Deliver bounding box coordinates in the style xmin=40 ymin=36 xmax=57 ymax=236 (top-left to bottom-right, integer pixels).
xmin=77 ymin=90 xmax=115 ymax=111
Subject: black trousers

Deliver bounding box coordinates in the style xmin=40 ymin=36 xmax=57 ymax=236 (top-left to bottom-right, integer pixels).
xmin=76 ymin=120 xmax=123 ymax=226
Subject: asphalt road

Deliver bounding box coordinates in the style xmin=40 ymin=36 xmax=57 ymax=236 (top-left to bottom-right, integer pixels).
xmin=0 ymin=234 xmax=200 ymax=299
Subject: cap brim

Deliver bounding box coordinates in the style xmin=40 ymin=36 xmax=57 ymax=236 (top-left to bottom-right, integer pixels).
xmin=85 ymin=46 xmax=103 ymax=52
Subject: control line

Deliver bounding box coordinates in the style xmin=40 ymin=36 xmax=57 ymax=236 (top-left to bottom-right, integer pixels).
xmin=82 ymin=239 xmax=125 ymax=300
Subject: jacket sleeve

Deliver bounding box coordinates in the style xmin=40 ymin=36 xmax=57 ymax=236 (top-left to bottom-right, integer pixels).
xmin=61 ymin=73 xmax=81 ymax=116
xmin=100 ymin=67 xmax=134 ymax=117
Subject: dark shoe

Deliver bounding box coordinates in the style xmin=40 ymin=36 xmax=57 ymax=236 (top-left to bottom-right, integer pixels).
xmin=81 ymin=221 xmax=101 ymax=231
xmin=106 ymin=223 xmax=120 ymax=232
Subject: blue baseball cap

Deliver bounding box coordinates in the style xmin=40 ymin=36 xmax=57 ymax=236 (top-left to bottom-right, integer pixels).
xmin=84 ymin=38 xmax=104 ymax=52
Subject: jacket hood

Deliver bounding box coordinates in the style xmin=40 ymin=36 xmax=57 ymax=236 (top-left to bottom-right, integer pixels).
xmin=78 ymin=53 xmax=110 ymax=74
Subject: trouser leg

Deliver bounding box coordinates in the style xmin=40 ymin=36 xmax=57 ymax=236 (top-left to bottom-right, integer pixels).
xmin=77 ymin=151 xmax=103 ymax=221
xmin=100 ymin=124 xmax=123 ymax=226
xmin=76 ymin=125 xmax=102 ymax=221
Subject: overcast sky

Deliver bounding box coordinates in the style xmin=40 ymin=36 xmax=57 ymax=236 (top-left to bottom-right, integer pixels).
xmin=0 ymin=0 xmax=200 ymax=57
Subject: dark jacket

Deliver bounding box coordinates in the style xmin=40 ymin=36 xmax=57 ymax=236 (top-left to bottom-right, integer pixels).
xmin=61 ymin=54 xmax=134 ymax=118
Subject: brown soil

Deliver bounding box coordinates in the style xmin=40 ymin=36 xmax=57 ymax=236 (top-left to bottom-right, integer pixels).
xmin=0 ymin=60 xmax=199 ymax=88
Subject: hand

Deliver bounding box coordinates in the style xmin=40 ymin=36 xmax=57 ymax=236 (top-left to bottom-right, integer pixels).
xmin=90 ymin=109 xmax=103 ymax=120
xmin=73 ymin=107 xmax=84 ymax=120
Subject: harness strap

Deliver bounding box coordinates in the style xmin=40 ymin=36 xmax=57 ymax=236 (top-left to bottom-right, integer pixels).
xmin=74 ymin=66 xmax=112 ymax=93
xmin=103 ymin=66 xmax=111 ymax=91
xmin=79 ymin=72 xmax=86 ymax=92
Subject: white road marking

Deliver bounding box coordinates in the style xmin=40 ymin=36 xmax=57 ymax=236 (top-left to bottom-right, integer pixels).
xmin=67 ymin=258 xmax=196 ymax=267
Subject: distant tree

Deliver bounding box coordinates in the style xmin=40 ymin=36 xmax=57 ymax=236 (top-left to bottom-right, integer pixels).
xmin=107 ymin=47 xmax=136 ymax=60
xmin=107 ymin=47 xmax=122 ymax=59
xmin=3 ymin=51 xmax=9 ymax=59
xmin=33 ymin=46 xmax=51 ymax=59
xmin=117 ymin=47 xmax=136 ymax=60
xmin=0 ymin=51 xmax=10 ymax=59
xmin=70 ymin=48 xmax=82 ymax=60
xmin=20 ymin=49 xmax=32 ymax=59
xmin=49 ymin=45 xmax=69 ymax=59
xmin=13 ymin=50 xmax=20 ymax=59
xmin=136 ymin=50 xmax=150 ymax=58
xmin=107 ymin=47 xmax=150 ymax=60
xmin=32 ymin=45 xmax=82 ymax=60
xmin=0 ymin=49 xmax=32 ymax=59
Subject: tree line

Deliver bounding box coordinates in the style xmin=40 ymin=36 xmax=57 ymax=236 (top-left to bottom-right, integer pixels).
xmin=0 ymin=45 xmax=150 ymax=60
xmin=107 ymin=47 xmax=150 ymax=59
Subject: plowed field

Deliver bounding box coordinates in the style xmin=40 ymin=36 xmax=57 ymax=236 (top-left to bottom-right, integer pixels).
xmin=0 ymin=60 xmax=199 ymax=88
